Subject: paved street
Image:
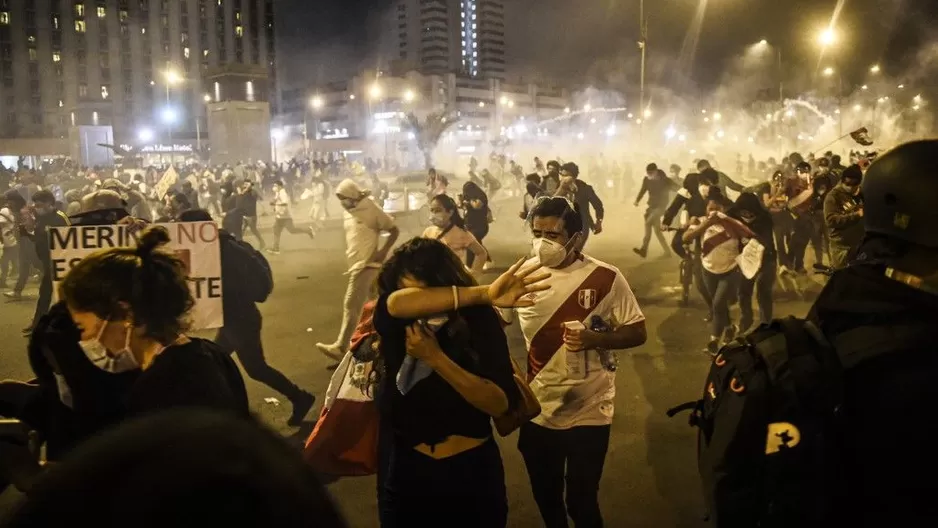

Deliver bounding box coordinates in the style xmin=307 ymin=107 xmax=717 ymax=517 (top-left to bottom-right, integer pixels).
xmin=0 ymin=197 xmax=816 ymax=527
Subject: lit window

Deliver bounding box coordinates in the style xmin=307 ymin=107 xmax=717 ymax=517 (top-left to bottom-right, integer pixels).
xmin=28 ymin=48 xmax=37 ymax=61
xmin=203 ymin=49 xmax=209 ymax=57
xmin=235 ymin=26 xmax=243 ymax=37
xmin=246 ymin=81 xmax=254 ymax=101
xmin=58 ymin=100 xmax=64 ymax=108
xmin=52 ymin=16 xmax=59 ymax=29
xmin=236 ymin=11 xmax=241 ymax=21
xmin=97 ymin=6 xmax=106 ymax=18
xmin=120 ymin=10 xmax=129 ymax=22
xmin=92 ymin=111 xmax=99 ymax=125
xmin=141 ymin=27 xmax=146 ymax=34
xmin=0 ymin=12 xmax=9 ymax=25
xmin=53 ymin=52 xmax=61 ymax=62
xmin=78 ymin=85 xmax=88 ymax=97
xmin=75 ymin=4 xmax=85 ymax=17
xmin=101 ymin=85 xmax=110 ymax=99
xmin=183 ymin=47 xmax=190 ymax=59
xmin=75 ymin=20 xmax=86 ymax=33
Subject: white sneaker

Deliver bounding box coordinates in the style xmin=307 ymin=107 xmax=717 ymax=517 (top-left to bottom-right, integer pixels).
xmin=316 ymin=342 xmax=343 ymax=361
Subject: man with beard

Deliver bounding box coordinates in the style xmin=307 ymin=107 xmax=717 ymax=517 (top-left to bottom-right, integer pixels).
xmin=633 ymin=163 xmax=677 ymax=259
xmin=824 ymin=164 xmax=865 ymax=269
xmin=316 ymin=179 xmax=399 ymax=361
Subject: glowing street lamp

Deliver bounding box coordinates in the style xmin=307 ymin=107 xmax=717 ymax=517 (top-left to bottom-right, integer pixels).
xmin=137 ymin=128 xmax=154 ymax=142
xmin=870 ymin=64 xmax=881 ymax=74
xmin=479 ymin=101 xmax=486 ymax=108
xmin=403 ymin=89 xmax=416 ymax=102
xmin=897 ymin=84 xmax=905 ymax=90
xmin=369 ymin=83 xmax=382 ymax=100
xmin=161 ymin=107 xmax=178 ymax=124
xmin=759 ymin=39 xmax=768 ymax=46
xmin=853 ymin=104 xmax=863 ymax=111
xmin=713 ymin=112 xmax=722 ymax=121
xmin=914 ymin=94 xmax=923 ymax=104
xmin=643 ymin=108 xmax=652 ymax=118
xmin=203 ymin=93 xmax=212 ymax=103
xmin=818 ymin=28 xmax=837 ymax=48
xmin=564 ymin=107 xmax=570 ymax=113
xmin=823 ymin=66 xmax=835 ymax=77
xmin=583 ymin=104 xmax=592 ymax=112
xmin=861 ymin=85 xmax=869 ymax=91
xmin=164 ymin=69 xmax=182 ymax=85
xmin=665 ymin=126 xmax=676 ymax=139
xmin=311 ymin=96 xmax=324 ymax=110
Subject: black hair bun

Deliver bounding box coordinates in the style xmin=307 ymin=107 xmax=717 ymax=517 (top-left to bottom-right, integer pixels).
xmin=135 ymin=226 xmax=171 ymax=258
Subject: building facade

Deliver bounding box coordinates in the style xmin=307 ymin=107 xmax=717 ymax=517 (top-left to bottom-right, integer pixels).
xmin=392 ymin=0 xmax=506 ymax=79
xmin=0 ymin=0 xmax=276 ymax=157
xmin=277 ymin=68 xmax=569 ymax=163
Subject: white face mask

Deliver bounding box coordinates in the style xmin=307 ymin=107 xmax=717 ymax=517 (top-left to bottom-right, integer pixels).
xmin=698 ymin=184 xmax=711 ymax=199
xmin=533 ymin=237 xmax=568 ymax=268
xmin=430 ymin=211 xmax=450 ymax=228
xmin=80 ymin=319 xmax=140 ymax=373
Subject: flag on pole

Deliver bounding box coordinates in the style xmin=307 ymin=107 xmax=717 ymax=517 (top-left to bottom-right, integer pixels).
xmin=849 ymin=127 xmax=874 ymax=146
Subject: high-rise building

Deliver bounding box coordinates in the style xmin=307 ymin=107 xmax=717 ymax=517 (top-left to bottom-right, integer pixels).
xmin=0 ymin=0 xmax=277 ymax=148
xmin=392 ymin=0 xmax=506 ymax=79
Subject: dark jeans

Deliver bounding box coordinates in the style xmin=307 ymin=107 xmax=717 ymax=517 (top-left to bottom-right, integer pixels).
xmin=271 ymin=217 xmax=309 ymax=250
xmin=702 ymin=267 xmax=741 ymax=338
xmin=639 ymin=206 xmax=670 ymax=255
xmin=29 ymin=265 xmax=54 ymax=328
xmin=378 ymin=435 xmax=508 ymax=528
xmin=671 ymin=232 xmax=712 ymax=311
xmin=787 ymin=214 xmax=813 ymax=271
xmin=13 ymin=239 xmax=41 ymax=295
xmin=519 ymin=422 xmax=611 ymax=528
xmin=808 ymin=211 xmax=829 ymax=266
xmin=771 ymin=211 xmax=793 ymax=268
xmin=0 ymin=244 xmax=18 ymax=284
xmin=738 ymin=259 xmax=776 ymax=330
xmin=215 ymin=325 xmax=305 ymax=402
xmin=242 ymin=215 xmax=265 ymax=249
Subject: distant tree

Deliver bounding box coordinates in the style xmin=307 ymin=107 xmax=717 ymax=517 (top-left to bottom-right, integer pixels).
xmin=403 ymin=111 xmax=458 ymax=168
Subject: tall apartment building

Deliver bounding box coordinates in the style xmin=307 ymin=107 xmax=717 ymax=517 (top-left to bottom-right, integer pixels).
xmin=0 ymin=0 xmax=276 ymax=145
xmin=392 ymin=0 xmax=506 ymax=79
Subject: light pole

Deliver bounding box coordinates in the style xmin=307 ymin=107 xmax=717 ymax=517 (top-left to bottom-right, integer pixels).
xmin=309 ymin=95 xmax=324 ymax=159
xmin=163 ymin=69 xmax=181 ymax=166
xmin=817 ymin=29 xmax=842 ymax=138
xmin=638 ymin=0 xmax=647 ymax=140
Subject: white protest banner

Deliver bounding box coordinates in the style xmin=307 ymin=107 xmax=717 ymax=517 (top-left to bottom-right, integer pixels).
xmin=49 ymin=222 xmax=224 ymax=329
xmin=736 ymin=238 xmax=765 ymax=280
xmin=154 ymin=167 xmax=179 ymax=199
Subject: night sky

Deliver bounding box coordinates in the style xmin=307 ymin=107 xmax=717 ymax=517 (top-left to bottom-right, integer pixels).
xmin=276 ymin=0 xmax=938 ymax=94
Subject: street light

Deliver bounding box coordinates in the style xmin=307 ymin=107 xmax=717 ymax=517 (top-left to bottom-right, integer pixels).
xmin=818 ymin=28 xmax=837 ymax=47
xmin=583 ymin=103 xmax=592 ymax=112
xmin=713 ymin=112 xmax=722 ymax=121
xmin=759 ymin=39 xmax=768 ymax=46
xmin=138 ymin=128 xmax=154 ymax=142
xmin=161 ymin=107 xmax=178 ymax=124
xmin=164 ymin=69 xmax=182 ymax=85
xmin=403 ymin=89 xmax=415 ymax=102
xmin=870 ymin=64 xmax=881 ymax=74
xmin=478 ymin=101 xmax=486 ymax=108
xmin=643 ymin=108 xmax=652 ymax=118
xmin=369 ymin=83 xmax=382 ymax=100
xmin=823 ymin=66 xmax=835 ymax=76
xmin=203 ymin=93 xmax=212 ymax=103
xmin=311 ymin=96 xmax=324 ymax=110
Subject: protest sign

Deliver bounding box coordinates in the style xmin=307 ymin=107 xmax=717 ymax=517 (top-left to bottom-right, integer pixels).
xmin=153 ymin=166 xmax=178 ymax=199
xmin=49 ymin=221 xmax=224 ymax=329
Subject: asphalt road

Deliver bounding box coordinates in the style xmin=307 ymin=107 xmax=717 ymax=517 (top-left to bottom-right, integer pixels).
xmin=0 ymin=194 xmax=816 ymax=527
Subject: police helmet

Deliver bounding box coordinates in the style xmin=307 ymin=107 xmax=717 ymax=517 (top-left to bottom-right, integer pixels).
xmin=862 ymin=140 xmax=938 ymax=248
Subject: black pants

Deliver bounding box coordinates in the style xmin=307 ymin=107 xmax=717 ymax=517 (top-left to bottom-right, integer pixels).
xmin=13 ymin=239 xmax=41 ymax=295
xmin=787 ymin=214 xmax=813 ymax=271
xmin=272 ymin=217 xmax=310 ymax=250
xmin=519 ymin=422 xmax=611 ymax=528
xmin=771 ymin=211 xmax=793 ymax=268
xmin=738 ymin=259 xmax=776 ymax=330
xmin=242 ymin=215 xmax=265 ymax=249
xmin=215 ymin=325 xmax=304 ymax=402
xmin=378 ymin=435 xmax=508 ymax=527
xmin=29 ymin=265 xmax=53 ymax=328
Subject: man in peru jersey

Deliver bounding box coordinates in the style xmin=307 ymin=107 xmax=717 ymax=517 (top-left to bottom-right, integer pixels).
xmin=502 ymin=196 xmax=647 ymax=528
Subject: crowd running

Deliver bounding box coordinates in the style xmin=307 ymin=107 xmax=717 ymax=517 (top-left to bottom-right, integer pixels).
xmin=0 ymin=137 xmax=935 ymax=527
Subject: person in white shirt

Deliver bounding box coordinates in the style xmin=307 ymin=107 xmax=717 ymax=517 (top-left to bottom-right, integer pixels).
xmin=421 ymin=194 xmax=487 ymax=276
xmin=267 ymin=180 xmax=314 ymax=254
xmin=316 ymin=179 xmax=400 ymax=360
xmin=0 ymin=196 xmax=19 ymax=289
xmin=502 ymin=196 xmax=647 ymax=528
xmin=683 ymin=188 xmax=755 ymax=354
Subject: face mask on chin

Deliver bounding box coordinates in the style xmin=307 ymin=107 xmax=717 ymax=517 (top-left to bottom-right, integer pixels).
xmin=532 ymin=236 xmax=574 ymax=268
xmin=80 ymin=319 xmax=140 ymax=373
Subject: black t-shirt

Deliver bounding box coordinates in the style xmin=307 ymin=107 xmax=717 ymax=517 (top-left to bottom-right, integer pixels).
xmin=373 ymin=294 xmax=520 ymax=448
xmin=237 ymin=190 xmax=259 ymax=217
xmin=126 ymin=338 xmax=250 ymax=419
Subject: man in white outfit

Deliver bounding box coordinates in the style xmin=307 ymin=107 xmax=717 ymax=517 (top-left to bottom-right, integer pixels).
xmin=316 ymin=179 xmax=399 ymax=360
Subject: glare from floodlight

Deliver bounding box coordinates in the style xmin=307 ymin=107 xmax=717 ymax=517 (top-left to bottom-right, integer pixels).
xmin=161 ymin=107 xmax=178 ymax=124
xmin=138 ymin=128 xmax=154 ymax=142
xmin=311 ymin=96 xmax=324 ymax=109
xmin=665 ymin=126 xmax=676 ymax=139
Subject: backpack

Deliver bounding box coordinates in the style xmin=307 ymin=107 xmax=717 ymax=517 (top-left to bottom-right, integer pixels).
xmin=668 ymin=317 xmax=846 ymax=527
xmin=222 ymin=233 xmax=274 ymax=303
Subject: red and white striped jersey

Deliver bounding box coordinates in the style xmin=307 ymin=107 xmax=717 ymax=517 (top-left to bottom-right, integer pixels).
xmin=506 ymin=255 xmax=645 ymax=430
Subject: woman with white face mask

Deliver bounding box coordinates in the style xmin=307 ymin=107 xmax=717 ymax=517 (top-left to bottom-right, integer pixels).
xmin=422 ymin=194 xmax=488 ymax=275
xmin=59 ymin=226 xmax=249 ymax=420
